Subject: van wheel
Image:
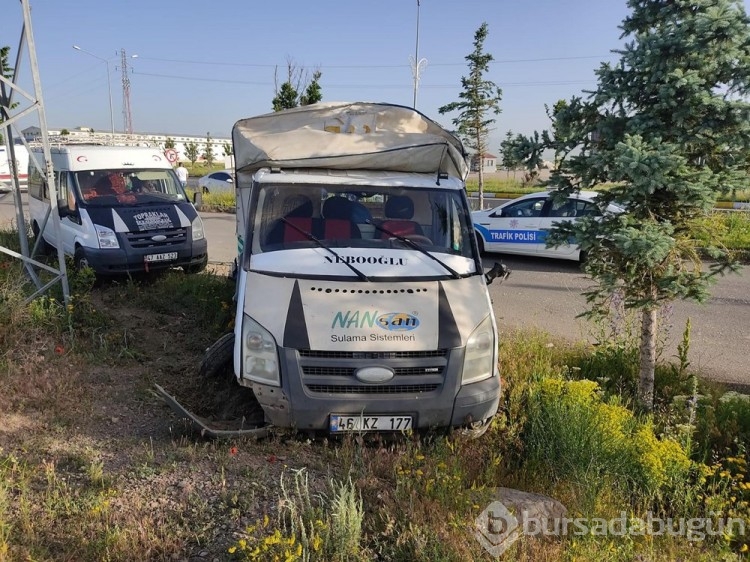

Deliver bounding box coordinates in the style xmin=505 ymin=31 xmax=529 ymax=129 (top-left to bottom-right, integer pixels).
xmin=74 ymin=247 xmax=90 ymax=271
xmin=199 ymin=333 xmax=265 ymax=426
xmin=31 ymin=221 xmax=52 ymax=255
xmin=455 ymin=416 xmax=493 ymax=440
xmin=183 ymin=259 xmax=207 ymax=274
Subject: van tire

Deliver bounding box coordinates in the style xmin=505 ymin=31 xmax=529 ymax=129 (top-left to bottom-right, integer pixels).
xmin=31 ymin=221 xmax=52 ymax=255
xmin=199 ymin=333 xmax=265 ymax=426
xmin=74 ymin=247 xmax=90 ymax=271
xmin=183 ymin=259 xmax=207 ymax=274
xmin=455 ymin=416 xmax=493 ymax=439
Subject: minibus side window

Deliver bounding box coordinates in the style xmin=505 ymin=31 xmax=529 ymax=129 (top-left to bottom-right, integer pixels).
xmin=28 ymin=166 xmax=44 ymax=200
xmin=55 ymin=172 xmax=75 ymax=213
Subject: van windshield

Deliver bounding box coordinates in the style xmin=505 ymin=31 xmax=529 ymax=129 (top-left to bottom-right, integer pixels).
xmin=251 ymin=184 xmax=476 ymax=261
xmin=74 ymin=169 xmax=186 ymax=207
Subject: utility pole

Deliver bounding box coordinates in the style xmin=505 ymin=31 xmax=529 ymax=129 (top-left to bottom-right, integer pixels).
xmin=120 ymin=49 xmax=133 ymax=134
xmin=409 ymin=0 xmax=428 ymax=109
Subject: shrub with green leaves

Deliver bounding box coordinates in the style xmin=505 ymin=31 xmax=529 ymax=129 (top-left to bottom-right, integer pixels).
xmin=526 ymin=378 xmax=691 ymax=501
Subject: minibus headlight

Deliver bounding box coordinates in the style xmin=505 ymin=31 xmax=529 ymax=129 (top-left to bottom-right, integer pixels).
xmin=95 ymin=225 xmax=120 ymax=249
xmin=191 ymin=216 xmax=205 ymax=241
xmin=242 ymin=315 xmax=280 ymax=386
xmin=461 ymin=315 xmax=496 ymax=385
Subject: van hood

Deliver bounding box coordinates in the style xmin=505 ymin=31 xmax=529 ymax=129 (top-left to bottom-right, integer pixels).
xmin=85 ymin=204 xmax=195 ymax=233
xmin=241 ymin=273 xmax=493 ymax=352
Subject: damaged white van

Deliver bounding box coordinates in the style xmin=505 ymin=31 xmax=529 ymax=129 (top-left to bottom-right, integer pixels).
xmin=28 ymin=144 xmax=207 ymax=275
xmin=219 ymin=102 xmax=510 ymax=437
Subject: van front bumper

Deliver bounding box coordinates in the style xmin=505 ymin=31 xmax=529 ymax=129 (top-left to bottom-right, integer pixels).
xmin=80 ymin=238 xmax=207 ymax=275
xmin=249 ymin=347 xmax=501 ymax=432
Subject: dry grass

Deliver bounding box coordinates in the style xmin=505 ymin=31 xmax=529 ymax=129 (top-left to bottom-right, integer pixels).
xmin=1 ymin=244 xmax=747 ymax=560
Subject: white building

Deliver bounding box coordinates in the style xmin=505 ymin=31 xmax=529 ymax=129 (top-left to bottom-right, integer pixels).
xmin=470 ymin=152 xmax=498 ymax=174
xmin=21 ymin=126 xmax=232 ymax=164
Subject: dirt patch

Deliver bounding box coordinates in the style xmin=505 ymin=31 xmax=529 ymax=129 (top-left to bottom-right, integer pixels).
xmin=0 ymin=280 xmax=338 ymax=560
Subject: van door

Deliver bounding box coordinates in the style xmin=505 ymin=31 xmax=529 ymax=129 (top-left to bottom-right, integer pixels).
xmin=55 ymin=171 xmax=86 ymax=255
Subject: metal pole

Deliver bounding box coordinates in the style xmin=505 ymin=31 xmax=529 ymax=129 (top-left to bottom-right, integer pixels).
xmin=413 ymin=0 xmax=420 ymax=108
xmin=409 ymin=0 xmax=427 ymax=109
xmin=72 ymin=45 xmax=115 ymax=137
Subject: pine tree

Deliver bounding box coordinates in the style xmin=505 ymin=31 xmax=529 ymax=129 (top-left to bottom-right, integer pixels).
xmin=184 ymin=142 xmax=199 ymax=165
xmin=539 ymin=0 xmax=750 ymax=410
xmin=438 ymin=23 xmax=502 ymax=210
xmin=203 ymin=132 xmax=215 ymax=166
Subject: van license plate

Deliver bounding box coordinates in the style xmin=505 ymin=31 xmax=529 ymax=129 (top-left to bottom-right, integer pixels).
xmin=329 ymin=414 xmax=413 ymax=432
xmin=145 ymin=252 xmax=178 ymax=262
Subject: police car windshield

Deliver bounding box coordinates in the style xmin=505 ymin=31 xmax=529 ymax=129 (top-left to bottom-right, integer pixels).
xmin=74 ymin=169 xmax=186 ymax=206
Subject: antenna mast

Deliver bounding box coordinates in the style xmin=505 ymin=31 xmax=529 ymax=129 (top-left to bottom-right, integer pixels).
xmin=120 ymin=48 xmax=133 ymax=134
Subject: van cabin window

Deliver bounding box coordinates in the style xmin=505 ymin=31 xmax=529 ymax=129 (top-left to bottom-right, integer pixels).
xmin=253 ymin=184 xmax=475 ymax=260
xmin=74 ymin=169 xmax=185 ymax=206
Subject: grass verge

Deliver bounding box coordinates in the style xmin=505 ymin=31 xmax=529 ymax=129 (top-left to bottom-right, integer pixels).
xmin=0 ymin=230 xmax=749 ymax=560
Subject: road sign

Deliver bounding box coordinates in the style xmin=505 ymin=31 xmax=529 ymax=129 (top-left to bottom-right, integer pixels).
xmin=164 ymin=148 xmax=178 ymax=164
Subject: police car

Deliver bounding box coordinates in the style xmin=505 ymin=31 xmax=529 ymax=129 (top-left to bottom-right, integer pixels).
xmin=472 ymin=190 xmax=624 ymax=261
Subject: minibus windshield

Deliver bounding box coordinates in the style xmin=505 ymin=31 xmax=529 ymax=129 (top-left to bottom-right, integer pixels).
xmin=74 ymin=169 xmax=186 ymax=206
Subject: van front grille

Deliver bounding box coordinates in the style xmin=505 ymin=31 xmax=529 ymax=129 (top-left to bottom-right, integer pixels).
xmin=305 ymin=384 xmax=440 ymax=394
xmin=299 ymin=349 xmax=447 ymax=359
xmin=125 ymin=228 xmax=187 ymax=249
xmin=295 ymin=347 xmax=450 ymax=397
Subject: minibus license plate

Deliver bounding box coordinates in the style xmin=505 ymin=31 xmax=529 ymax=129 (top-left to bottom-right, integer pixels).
xmin=145 ymin=252 xmax=178 ymax=262
xmin=330 ymin=414 xmax=412 ymax=432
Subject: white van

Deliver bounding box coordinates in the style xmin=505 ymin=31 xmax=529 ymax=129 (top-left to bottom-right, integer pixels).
xmin=28 ymin=144 xmax=207 ymax=274
xmin=223 ymin=102 xmax=507 ymax=436
xmin=0 ymin=143 xmax=29 ymax=190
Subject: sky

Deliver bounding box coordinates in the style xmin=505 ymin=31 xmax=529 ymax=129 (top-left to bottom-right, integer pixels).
xmin=2 ymin=0 xmax=741 ymax=153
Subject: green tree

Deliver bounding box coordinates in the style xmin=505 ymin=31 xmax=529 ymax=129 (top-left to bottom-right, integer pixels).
xmin=1 ymin=46 xmax=17 ymax=145
xmin=500 ymin=131 xmax=544 ymax=183
xmin=184 ymin=141 xmax=199 ymax=165
xmin=60 ymin=128 xmax=70 ymax=136
xmin=222 ymin=142 xmax=233 ymax=157
xmin=164 ymin=137 xmax=175 ymax=149
xmin=272 ymin=59 xmax=322 ymax=111
xmin=273 ymin=82 xmax=299 ymax=112
xmin=202 ymin=132 xmax=215 ymax=167
xmin=536 ymin=0 xmax=750 ymax=410
xmin=438 ymin=23 xmax=502 ymax=210
xmin=499 ymin=131 xmax=520 ymax=179
xmin=299 ymin=70 xmax=322 ymax=106
xmin=512 ymin=131 xmax=544 ymax=186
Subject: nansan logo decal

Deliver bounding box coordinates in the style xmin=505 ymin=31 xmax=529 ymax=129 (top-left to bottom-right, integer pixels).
xmin=331 ymin=310 xmax=420 ymax=331
xmin=377 ymin=312 xmax=420 ymax=332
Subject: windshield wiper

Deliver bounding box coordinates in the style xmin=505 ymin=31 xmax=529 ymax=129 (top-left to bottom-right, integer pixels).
xmin=280 ymin=218 xmax=370 ymax=282
xmin=366 ymin=220 xmax=461 ymax=279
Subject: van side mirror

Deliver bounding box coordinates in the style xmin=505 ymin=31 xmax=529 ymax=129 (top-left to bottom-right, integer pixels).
xmin=58 ymin=201 xmax=79 ymax=221
xmin=485 ymin=261 xmax=510 ymax=285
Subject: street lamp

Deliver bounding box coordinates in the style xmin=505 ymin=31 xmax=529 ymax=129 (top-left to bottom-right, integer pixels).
xmin=410 ymin=0 xmax=427 ymax=109
xmin=72 ymin=45 xmax=115 ymax=137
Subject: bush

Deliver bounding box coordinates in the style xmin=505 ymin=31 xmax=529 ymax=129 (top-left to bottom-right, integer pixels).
xmin=525 ymin=378 xmax=691 ymax=503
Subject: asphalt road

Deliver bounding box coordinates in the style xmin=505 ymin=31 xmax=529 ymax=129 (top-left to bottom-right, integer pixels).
xmin=2 ymin=191 xmax=747 ymax=387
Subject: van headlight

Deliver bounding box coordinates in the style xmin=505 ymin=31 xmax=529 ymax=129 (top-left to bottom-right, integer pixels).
xmin=242 ymin=315 xmax=280 ymax=386
xmin=95 ymin=225 xmax=120 ymax=249
xmin=461 ymin=315 xmax=496 ymax=385
xmin=191 ymin=216 xmax=205 ymax=241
